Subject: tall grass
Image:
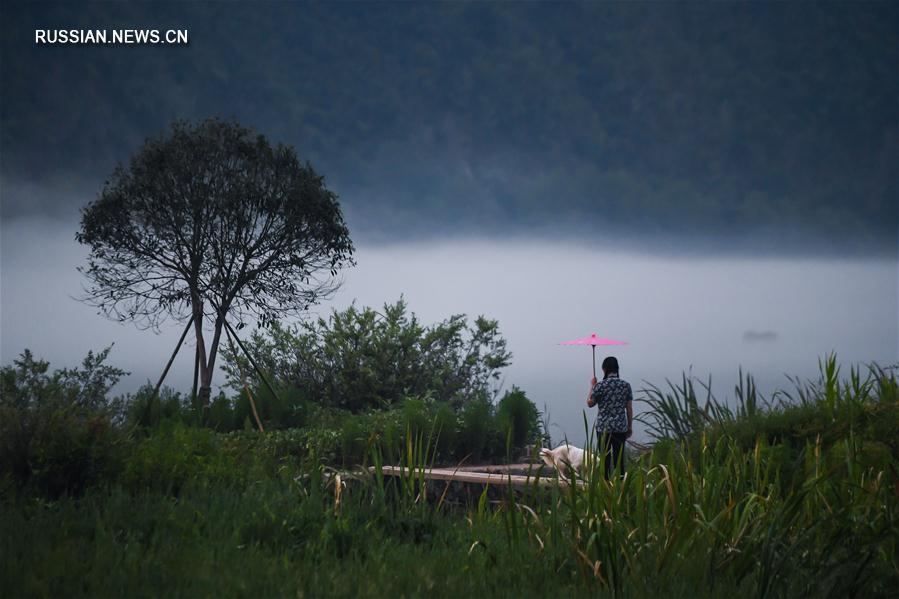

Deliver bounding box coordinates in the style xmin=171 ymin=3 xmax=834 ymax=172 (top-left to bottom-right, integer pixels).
xmin=3 ymin=356 xmax=897 ymax=597
xmin=489 ymin=356 xmax=899 ymax=596
xmin=493 ymin=433 xmax=896 ymax=596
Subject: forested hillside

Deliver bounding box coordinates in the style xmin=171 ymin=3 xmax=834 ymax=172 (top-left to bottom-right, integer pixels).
xmin=3 ymin=3 xmax=896 ymax=251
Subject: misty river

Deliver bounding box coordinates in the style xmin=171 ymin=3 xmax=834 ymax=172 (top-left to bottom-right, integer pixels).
xmin=2 ymin=221 xmax=896 ymax=444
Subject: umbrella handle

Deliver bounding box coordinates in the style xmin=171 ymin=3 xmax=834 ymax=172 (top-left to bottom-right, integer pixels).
xmin=592 ymin=345 xmax=596 ymax=379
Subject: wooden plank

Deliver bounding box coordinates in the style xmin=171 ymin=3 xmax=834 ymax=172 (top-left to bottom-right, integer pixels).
xmin=379 ymin=465 xmax=579 ymax=487
xmin=454 ymin=463 xmax=539 ymax=472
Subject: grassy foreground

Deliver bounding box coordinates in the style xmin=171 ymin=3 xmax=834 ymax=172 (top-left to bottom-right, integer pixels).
xmin=2 ymin=357 xmax=898 ymax=598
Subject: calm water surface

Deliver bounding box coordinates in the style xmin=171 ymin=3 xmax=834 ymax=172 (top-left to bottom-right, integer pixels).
xmin=3 ymin=223 xmax=896 ymax=444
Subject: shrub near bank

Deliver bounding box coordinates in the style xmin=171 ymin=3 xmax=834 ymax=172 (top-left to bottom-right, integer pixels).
xmin=118 ymin=299 xmax=542 ymax=466
xmin=2 ymin=353 xmax=897 ymax=597
xmin=219 ymin=388 xmax=539 ymax=469
xmin=1 ymin=345 xmax=543 ymax=503
xmin=0 ymin=348 xmax=128 ymax=497
xmin=219 ymin=299 xmax=513 ymax=414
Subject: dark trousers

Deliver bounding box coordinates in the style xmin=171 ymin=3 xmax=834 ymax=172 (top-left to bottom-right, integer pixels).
xmin=598 ymin=432 xmax=627 ymax=480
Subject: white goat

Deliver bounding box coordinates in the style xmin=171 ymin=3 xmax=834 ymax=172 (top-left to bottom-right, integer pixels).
xmin=539 ymin=443 xmax=591 ymax=480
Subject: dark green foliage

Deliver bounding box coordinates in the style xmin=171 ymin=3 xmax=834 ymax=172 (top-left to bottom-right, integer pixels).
xmin=0 ymin=482 xmax=590 ymax=598
xmin=228 ymin=397 xmax=505 ymax=467
xmin=119 ymin=424 xmax=295 ymax=494
xmin=231 ymin=384 xmax=309 ymax=431
xmin=206 ymin=391 xmax=238 ymax=431
xmin=1 ymin=355 xmax=897 ymax=597
xmin=638 ymin=355 xmax=899 ymax=476
xmin=114 ymin=392 xmax=525 ymax=470
xmin=496 ymin=386 xmax=540 ymax=452
xmin=124 ymin=385 xmax=196 ymax=430
xmin=220 ymin=298 xmax=512 ymax=413
xmin=0 ymin=349 xmax=128 ymax=497
xmin=458 ymin=396 xmax=499 ymax=463
xmin=1 ymin=347 xmax=127 ymax=413
xmin=432 ymin=402 xmax=459 ymax=459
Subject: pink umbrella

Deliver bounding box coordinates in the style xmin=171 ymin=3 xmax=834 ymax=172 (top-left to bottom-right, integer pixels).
xmin=559 ymin=332 xmax=628 ymax=378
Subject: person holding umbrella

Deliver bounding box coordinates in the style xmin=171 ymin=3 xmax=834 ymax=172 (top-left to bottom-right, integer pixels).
xmin=586 ymin=356 xmax=633 ymax=479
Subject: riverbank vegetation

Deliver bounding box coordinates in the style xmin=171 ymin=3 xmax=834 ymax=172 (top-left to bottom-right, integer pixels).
xmin=2 ymin=334 xmax=896 ymax=596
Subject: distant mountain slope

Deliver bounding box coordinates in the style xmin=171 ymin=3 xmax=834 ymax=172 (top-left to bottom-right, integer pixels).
xmin=2 ymin=2 xmax=896 ymax=253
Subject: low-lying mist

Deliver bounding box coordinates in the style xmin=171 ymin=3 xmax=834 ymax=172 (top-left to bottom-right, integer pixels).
xmin=2 ymin=218 xmax=896 ymax=443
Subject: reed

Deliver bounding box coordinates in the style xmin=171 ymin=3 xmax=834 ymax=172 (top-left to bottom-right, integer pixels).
xmin=3 ymin=356 xmax=896 ymax=597
xmin=491 ymin=357 xmax=899 ymax=596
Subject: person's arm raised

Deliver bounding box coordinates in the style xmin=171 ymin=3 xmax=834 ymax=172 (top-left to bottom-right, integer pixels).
xmin=586 ymin=377 xmax=597 ymax=407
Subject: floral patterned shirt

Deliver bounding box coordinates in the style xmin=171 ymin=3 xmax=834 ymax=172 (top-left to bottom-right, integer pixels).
xmin=590 ymin=374 xmax=632 ymax=433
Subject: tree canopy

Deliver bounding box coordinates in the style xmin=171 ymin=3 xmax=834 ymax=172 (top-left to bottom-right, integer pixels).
xmin=77 ymin=119 xmax=354 ymax=404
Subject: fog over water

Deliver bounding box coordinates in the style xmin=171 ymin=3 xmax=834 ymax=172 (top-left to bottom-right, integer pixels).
xmin=2 ymin=218 xmax=897 ymax=444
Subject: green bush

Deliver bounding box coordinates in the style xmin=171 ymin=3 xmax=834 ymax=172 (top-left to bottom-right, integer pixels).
xmin=232 ymin=384 xmax=309 ymax=431
xmin=1 ymin=347 xmax=127 ymax=414
xmin=0 ymin=406 xmax=126 ymax=498
xmin=220 ymin=299 xmax=512 ymax=412
xmin=189 ymin=394 xmax=515 ymax=469
xmin=207 ymin=391 xmax=237 ymax=431
xmin=120 ymin=424 xmax=289 ymax=493
xmin=0 ymin=349 xmax=128 ymax=497
xmin=496 ymin=386 xmax=540 ymax=453
xmin=457 ymin=396 xmax=499 ymax=462
xmin=432 ymin=402 xmax=458 ymax=459
xmin=124 ymin=384 xmax=195 ymax=429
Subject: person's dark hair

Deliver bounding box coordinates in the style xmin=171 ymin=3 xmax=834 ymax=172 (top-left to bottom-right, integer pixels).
xmin=601 ymin=356 xmax=619 ymax=379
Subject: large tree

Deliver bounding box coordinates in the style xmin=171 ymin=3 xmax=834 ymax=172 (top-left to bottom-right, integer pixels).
xmin=77 ymin=119 xmax=355 ymax=406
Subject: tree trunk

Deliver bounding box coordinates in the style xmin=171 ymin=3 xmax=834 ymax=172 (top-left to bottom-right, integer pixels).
xmin=189 ymin=294 xmax=230 ymax=410
xmin=191 ymin=297 xmax=211 ymax=409
xmin=197 ymin=385 xmax=212 ymax=409
xmin=192 ymin=343 xmax=200 ymax=404
xmin=196 ymin=313 xmax=228 ymax=411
